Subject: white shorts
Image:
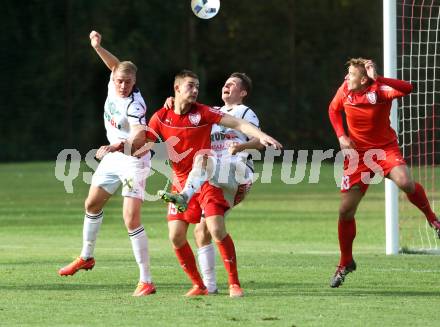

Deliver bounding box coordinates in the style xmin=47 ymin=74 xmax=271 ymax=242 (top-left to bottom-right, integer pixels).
xmin=210 ymin=157 xmax=253 ymax=207
xmin=91 ymin=151 xmax=151 ymax=200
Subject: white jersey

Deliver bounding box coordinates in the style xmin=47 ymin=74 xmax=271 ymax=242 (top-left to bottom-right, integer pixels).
xmin=104 ymin=73 xmax=147 ymax=144
xmin=210 ymin=104 xmax=260 ymax=163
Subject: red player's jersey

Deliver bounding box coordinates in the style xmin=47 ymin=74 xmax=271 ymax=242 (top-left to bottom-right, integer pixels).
xmin=328 ymin=76 xmax=412 ymax=151
xmin=146 ymin=102 xmax=224 ymax=184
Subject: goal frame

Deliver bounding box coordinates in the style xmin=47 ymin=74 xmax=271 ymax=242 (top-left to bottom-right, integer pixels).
xmin=384 ymin=0 xmax=399 ymax=255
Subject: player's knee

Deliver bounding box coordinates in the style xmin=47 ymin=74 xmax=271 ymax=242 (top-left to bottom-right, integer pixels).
xmin=399 ymin=179 xmax=415 ymax=193
xmin=194 ymin=225 xmax=212 ymax=247
xmin=339 ymin=205 xmax=356 ymax=220
xmin=207 ymin=225 xmax=226 ymax=242
xmin=169 ymin=230 xmax=187 ymax=248
xmin=124 ymin=219 xmax=140 ymax=231
xmin=84 ymin=198 xmax=101 ymax=215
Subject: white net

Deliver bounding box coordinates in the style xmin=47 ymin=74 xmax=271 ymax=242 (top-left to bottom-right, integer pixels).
xmin=397 ymin=0 xmax=440 ymax=252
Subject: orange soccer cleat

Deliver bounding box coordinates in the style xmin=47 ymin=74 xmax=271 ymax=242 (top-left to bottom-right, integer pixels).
xmin=184 ymin=285 xmax=208 ymax=297
xmin=229 ymin=284 xmax=244 ymax=298
xmin=58 ymin=257 xmax=95 ymax=276
xmin=132 ymin=282 xmax=157 ymax=297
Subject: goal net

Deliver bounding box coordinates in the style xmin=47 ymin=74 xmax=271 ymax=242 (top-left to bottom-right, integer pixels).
xmin=397 ymin=0 xmax=440 ymax=253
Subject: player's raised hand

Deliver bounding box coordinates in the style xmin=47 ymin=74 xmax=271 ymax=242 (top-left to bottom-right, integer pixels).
xmin=364 ymin=60 xmax=377 ymax=81
xmin=89 ymin=30 xmax=102 ymax=49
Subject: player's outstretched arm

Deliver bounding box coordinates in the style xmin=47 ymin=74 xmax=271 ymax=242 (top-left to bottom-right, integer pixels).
xmin=89 ymin=30 xmax=120 ymax=71
xmin=219 ymin=114 xmax=282 ymax=149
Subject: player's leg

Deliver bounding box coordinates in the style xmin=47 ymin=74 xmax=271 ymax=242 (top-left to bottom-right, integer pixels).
xmin=58 ymin=185 xmax=111 ymax=276
xmin=204 ymin=214 xmax=243 ymax=297
xmin=194 ymin=219 xmax=217 ymax=294
xmin=169 ymin=219 xmax=207 ymax=296
xmin=330 ymin=187 xmax=364 ymax=288
xmin=121 ymin=155 xmax=156 ymax=296
xmin=158 ymin=154 xmax=216 ymax=212
xmin=123 ymin=196 xmax=156 ymax=296
xmin=388 ymin=164 xmax=439 ymax=233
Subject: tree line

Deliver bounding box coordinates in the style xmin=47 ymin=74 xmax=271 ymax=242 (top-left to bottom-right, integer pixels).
xmin=0 ymin=0 xmax=382 ymax=161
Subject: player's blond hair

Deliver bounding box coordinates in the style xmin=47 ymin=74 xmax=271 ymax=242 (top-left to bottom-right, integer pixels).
xmin=113 ymin=61 xmax=137 ymax=76
xmin=174 ymin=69 xmax=199 ymax=87
xmin=346 ymin=58 xmax=369 ymax=77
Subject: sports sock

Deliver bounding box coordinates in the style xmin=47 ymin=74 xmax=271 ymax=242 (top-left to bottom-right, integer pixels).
xmin=216 ymin=234 xmax=240 ymax=286
xmin=181 ymin=154 xmax=215 ymax=201
xmin=174 ymin=242 xmax=205 ymax=288
xmin=80 ymin=211 xmax=103 ymax=259
xmin=338 ymin=218 xmax=356 ymax=267
xmin=197 ymin=243 xmax=217 ymax=293
xmin=128 ymin=225 xmax=152 ymax=283
xmin=406 ymin=182 xmax=437 ymax=223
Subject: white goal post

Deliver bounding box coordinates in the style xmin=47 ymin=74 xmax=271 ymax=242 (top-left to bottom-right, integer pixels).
xmin=385 ymin=0 xmax=440 ymax=255
xmin=384 ymin=0 xmax=399 ymax=255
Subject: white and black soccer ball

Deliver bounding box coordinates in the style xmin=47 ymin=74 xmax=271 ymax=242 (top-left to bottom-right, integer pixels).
xmin=191 ymin=0 xmax=220 ymax=19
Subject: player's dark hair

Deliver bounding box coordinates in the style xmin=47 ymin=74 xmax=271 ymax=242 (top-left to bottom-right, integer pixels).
xmin=175 ymin=69 xmax=199 ymax=83
xmin=230 ymin=72 xmax=252 ymax=100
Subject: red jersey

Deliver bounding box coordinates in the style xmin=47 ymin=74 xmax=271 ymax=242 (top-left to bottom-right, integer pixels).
xmin=328 ymin=76 xmax=412 ymax=151
xmin=146 ymin=103 xmax=224 ymax=184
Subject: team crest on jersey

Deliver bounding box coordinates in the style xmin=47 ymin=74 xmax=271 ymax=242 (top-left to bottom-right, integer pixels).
xmin=366 ymin=91 xmax=377 ymax=104
xmin=189 ymin=112 xmax=201 ymax=126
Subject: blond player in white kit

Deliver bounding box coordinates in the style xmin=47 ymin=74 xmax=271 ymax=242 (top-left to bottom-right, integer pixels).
xmin=58 ymin=31 xmax=156 ymax=297
xmin=159 ymin=73 xmax=264 ymax=294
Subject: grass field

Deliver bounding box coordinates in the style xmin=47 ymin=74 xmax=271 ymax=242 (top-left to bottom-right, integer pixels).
xmin=1 ymin=161 xmax=440 ymax=327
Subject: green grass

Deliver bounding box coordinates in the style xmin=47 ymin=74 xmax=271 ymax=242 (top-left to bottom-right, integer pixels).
xmin=1 ymin=161 xmax=440 ymax=326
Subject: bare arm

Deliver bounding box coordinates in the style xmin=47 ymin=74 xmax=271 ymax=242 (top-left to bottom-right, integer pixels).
xmin=90 ymin=30 xmax=120 ymax=71
xmin=228 ymin=137 xmax=264 ymax=155
xmin=219 ymin=114 xmax=282 ymax=149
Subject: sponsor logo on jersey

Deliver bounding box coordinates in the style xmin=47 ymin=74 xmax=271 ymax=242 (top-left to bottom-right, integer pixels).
xmin=189 ymin=112 xmax=201 ymax=126
xmin=366 ymin=91 xmax=377 ymax=104
xmin=107 ymin=102 xmax=121 ymax=115
xmin=211 ymin=132 xmax=236 ymax=142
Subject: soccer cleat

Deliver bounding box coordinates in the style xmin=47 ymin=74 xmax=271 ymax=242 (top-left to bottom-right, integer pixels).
xmin=208 ymin=288 xmax=219 ymax=295
xmin=229 ymin=284 xmax=244 ymax=298
xmin=184 ymin=285 xmax=208 ymax=296
xmin=58 ymin=257 xmax=95 ymax=276
xmin=330 ymin=259 xmax=357 ymax=288
xmin=132 ymin=281 xmax=156 ymax=296
xmin=157 ymin=190 xmax=188 ymax=213
xmin=429 ymin=218 xmax=440 ymax=239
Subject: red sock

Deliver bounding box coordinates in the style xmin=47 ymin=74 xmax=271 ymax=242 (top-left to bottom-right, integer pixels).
xmin=216 ymin=234 xmax=240 ymax=286
xmin=174 ymin=242 xmax=205 ymax=288
xmin=338 ymin=218 xmax=356 ymax=267
xmin=406 ymin=182 xmax=437 ymax=223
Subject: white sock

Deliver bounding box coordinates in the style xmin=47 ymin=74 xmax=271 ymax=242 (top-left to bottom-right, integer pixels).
xmin=80 ymin=211 xmax=103 ymax=259
xmin=129 ymin=225 xmax=152 ymax=283
xmin=181 ymin=155 xmax=215 ymax=201
xmin=197 ymin=243 xmax=217 ymax=293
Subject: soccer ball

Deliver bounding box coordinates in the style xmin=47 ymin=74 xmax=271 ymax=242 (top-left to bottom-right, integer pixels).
xmin=191 ymin=0 xmax=220 ymax=19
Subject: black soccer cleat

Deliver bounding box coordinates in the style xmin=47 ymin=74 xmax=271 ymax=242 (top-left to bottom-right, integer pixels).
xmin=330 ymin=259 xmax=357 ymax=288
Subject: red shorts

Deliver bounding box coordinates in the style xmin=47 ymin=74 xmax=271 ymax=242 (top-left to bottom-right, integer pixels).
xmin=341 ymin=145 xmax=406 ymax=194
xmin=167 ymin=182 xmax=230 ymax=224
